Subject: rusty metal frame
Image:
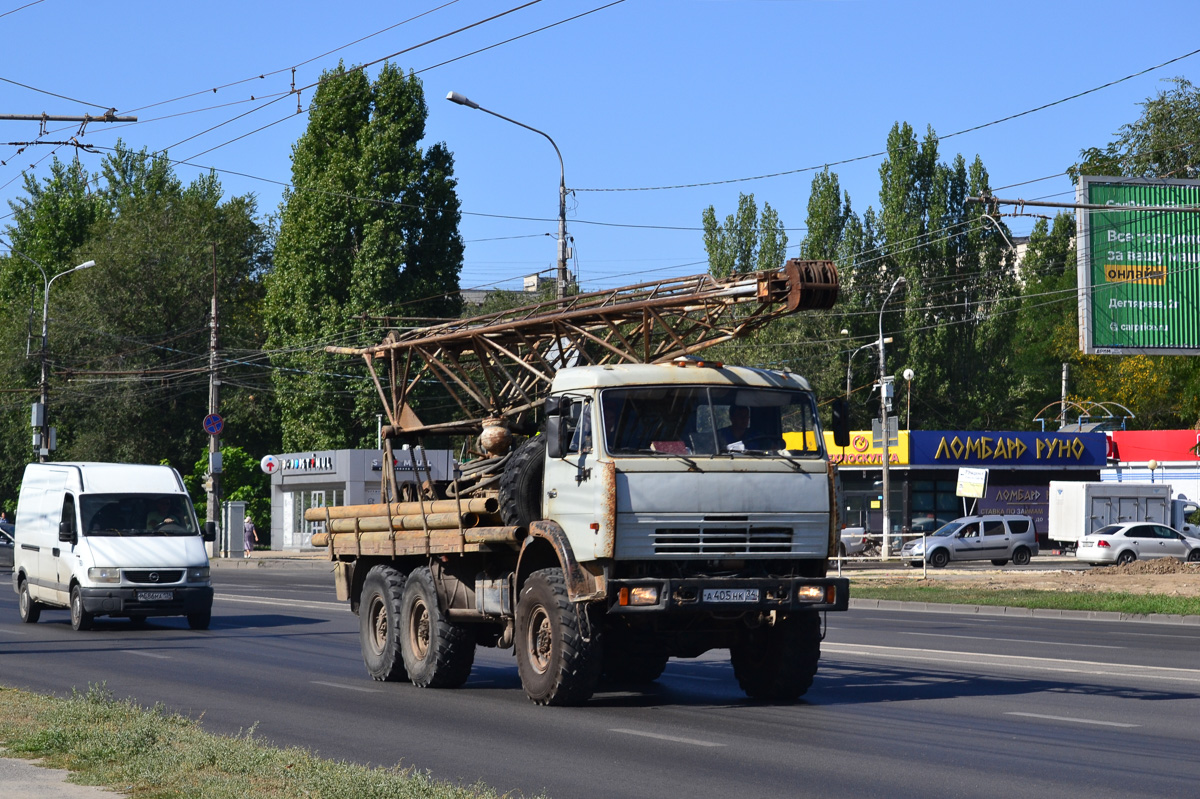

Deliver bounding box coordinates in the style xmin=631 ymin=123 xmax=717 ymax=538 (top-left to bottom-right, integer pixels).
xmin=328 ymin=261 xmax=838 ymax=436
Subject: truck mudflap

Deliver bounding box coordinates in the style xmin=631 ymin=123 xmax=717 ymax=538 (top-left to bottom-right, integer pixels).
xmin=605 ymin=576 xmax=849 ymax=614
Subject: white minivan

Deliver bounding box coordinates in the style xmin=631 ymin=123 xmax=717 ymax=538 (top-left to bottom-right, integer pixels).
xmin=12 ymin=462 xmax=215 ymax=631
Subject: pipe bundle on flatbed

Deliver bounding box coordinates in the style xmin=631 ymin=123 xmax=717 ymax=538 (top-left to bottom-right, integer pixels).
xmin=303 ymin=498 xmax=498 ymax=521
xmin=311 ymin=525 xmax=522 ymax=555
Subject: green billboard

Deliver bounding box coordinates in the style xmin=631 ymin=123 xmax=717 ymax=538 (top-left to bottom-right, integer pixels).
xmin=1077 ymin=176 xmax=1200 ymax=354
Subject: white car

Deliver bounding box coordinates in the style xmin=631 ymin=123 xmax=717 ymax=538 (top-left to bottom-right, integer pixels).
xmin=838 ymin=526 xmax=868 ymax=558
xmin=1076 ymin=522 xmax=1200 ymax=566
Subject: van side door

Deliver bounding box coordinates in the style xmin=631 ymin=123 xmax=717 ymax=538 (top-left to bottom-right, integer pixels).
xmin=47 ymin=493 xmax=77 ymax=605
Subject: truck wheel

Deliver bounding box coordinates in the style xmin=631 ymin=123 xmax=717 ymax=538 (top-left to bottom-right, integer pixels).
xmin=400 ymin=567 xmax=475 ymax=688
xmin=515 ymin=568 xmax=602 ymax=706
xmin=928 ymin=549 xmax=950 ymax=569
xmin=360 ymin=565 xmax=409 ymax=682
xmin=602 ymin=646 xmax=669 ymax=685
xmin=499 ymin=437 xmax=545 ymax=528
xmin=187 ymin=608 xmax=212 ymax=630
xmin=1011 ymin=547 xmax=1031 ymax=566
xmin=731 ymin=612 xmax=821 ymax=701
xmin=70 ymin=585 xmax=93 ymax=631
xmin=18 ymin=578 xmax=41 ymax=624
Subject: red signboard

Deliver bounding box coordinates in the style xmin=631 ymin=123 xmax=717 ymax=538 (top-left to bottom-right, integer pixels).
xmin=1108 ymin=430 xmax=1200 ymax=463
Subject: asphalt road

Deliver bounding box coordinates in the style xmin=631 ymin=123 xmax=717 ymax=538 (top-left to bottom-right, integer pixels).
xmin=1 ymin=561 xmax=1198 ymax=799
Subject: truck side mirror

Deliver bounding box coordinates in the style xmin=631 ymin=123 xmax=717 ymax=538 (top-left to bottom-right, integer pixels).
xmin=544 ymin=418 xmax=565 ymax=459
xmin=830 ymin=397 xmax=850 ymax=448
xmin=58 ymin=520 xmax=76 ymax=544
xmin=203 ymin=521 xmax=217 ymax=543
xmin=544 ymin=395 xmax=565 ymax=417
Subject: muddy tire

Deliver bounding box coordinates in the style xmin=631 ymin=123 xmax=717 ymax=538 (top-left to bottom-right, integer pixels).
xmin=499 ymin=437 xmax=545 ymax=528
xmin=515 ymin=568 xmax=602 ymax=706
xmin=70 ymin=584 xmax=93 ymax=631
xmin=360 ymin=565 xmax=409 ymax=682
xmin=731 ymin=612 xmax=821 ymax=701
xmin=18 ymin=578 xmax=40 ymax=624
xmin=400 ymin=567 xmax=475 ymax=688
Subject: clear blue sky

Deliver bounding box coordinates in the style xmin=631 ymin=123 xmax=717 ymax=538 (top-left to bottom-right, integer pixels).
xmin=2 ymin=0 xmax=1195 ymax=293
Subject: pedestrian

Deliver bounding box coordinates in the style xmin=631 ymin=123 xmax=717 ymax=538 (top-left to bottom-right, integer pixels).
xmin=243 ymin=515 xmax=259 ymax=558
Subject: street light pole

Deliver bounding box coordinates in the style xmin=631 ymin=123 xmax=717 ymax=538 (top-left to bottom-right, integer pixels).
xmin=446 ymin=91 xmax=569 ymax=299
xmin=878 ymin=276 xmax=906 ymax=558
xmin=38 ymin=259 xmax=96 ymax=462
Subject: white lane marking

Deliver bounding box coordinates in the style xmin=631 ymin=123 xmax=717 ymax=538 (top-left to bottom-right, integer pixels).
xmin=310 ymin=681 xmax=381 ymax=693
xmin=661 ymin=672 xmax=723 ymax=682
xmin=610 ymin=729 xmax=724 ymax=747
xmin=0 ymin=629 xmax=30 ymax=635
xmin=823 ymin=643 xmax=1200 ymax=685
xmin=1005 ymin=712 xmax=1140 ymax=728
xmin=901 ymin=631 xmax=1124 ymax=649
xmin=121 ymin=650 xmax=170 ymax=659
xmin=216 ymin=594 xmax=344 ymax=611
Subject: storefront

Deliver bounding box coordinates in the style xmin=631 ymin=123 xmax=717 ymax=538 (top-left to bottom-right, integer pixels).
xmin=828 ymin=430 xmax=1107 ymax=544
xmin=268 ymin=448 xmax=455 ymax=551
xmin=1103 ymin=429 xmax=1200 ymax=502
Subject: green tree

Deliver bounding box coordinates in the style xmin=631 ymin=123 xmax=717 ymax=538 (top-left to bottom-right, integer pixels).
xmin=701 ymin=193 xmax=788 ymax=278
xmin=185 ymin=445 xmax=270 ymax=528
xmin=265 ymin=62 xmax=464 ymax=451
xmin=1073 ymin=77 xmax=1200 ymax=180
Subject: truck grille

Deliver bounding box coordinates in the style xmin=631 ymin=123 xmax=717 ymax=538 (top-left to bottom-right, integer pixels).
xmin=123 ymin=570 xmax=184 ymax=584
xmin=653 ymin=527 xmax=793 ymax=555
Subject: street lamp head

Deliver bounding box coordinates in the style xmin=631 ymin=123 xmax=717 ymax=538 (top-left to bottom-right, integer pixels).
xmin=74 ymin=260 xmax=96 ymax=271
xmin=446 ymin=91 xmax=479 ymax=110
xmin=840 ymin=328 xmax=849 ymax=337
xmin=903 ymin=368 xmax=915 ymax=382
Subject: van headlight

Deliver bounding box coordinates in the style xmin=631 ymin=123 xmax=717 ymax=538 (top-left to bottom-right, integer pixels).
xmin=187 ymin=567 xmax=211 ymax=582
xmin=88 ymin=567 xmax=121 ymax=583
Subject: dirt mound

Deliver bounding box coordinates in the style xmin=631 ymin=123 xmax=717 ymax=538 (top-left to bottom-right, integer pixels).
xmin=1091 ymin=558 xmax=1200 ymax=576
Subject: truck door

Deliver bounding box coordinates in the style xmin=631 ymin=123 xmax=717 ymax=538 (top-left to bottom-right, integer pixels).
xmin=544 ymin=398 xmax=598 ymax=554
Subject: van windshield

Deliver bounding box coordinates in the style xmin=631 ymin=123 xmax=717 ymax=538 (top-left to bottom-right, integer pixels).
xmin=80 ymin=494 xmax=199 ymax=537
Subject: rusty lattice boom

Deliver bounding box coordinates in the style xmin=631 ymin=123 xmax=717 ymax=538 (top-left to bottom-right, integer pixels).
xmin=328 ymin=259 xmax=838 ymax=436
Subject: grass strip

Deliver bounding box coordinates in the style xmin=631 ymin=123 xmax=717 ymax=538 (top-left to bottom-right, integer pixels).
xmin=851 ymin=583 xmax=1200 ymax=617
xmin=0 ymin=684 xmax=531 ymax=799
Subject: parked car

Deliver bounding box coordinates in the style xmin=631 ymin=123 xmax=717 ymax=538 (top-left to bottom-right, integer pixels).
xmin=901 ymin=514 xmax=1038 ymax=568
xmin=838 ymin=526 xmax=868 ymax=558
xmin=1076 ymin=522 xmax=1200 ymax=566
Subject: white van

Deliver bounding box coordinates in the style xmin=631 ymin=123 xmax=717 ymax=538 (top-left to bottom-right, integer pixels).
xmin=12 ymin=462 xmax=215 ymax=631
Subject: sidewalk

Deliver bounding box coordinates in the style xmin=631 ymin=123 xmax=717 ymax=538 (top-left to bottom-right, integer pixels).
xmin=208 ymin=549 xmax=329 ymax=570
xmin=0 ymin=756 xmax=126 ymax=798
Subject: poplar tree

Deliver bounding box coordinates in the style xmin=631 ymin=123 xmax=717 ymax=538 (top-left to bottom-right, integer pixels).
xmin=265 ymin=63 xmax=464 ymax=451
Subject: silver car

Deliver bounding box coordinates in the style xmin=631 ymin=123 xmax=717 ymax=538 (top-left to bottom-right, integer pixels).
xmin=902 ymin=514 xmax=1038 ymax=568
xmin=838 ymin=526 xmax=868 ymax=558
xmin=1076 ymin=522 xmax=1200 ymax=566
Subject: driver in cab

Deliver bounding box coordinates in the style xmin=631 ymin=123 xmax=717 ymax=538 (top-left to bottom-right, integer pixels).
xmin=146 ymin=497 xmax=179 ymax=530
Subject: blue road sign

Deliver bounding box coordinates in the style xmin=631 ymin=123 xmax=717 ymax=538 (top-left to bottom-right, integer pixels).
xmin=203 ymin=413 xmax=224 ymax=436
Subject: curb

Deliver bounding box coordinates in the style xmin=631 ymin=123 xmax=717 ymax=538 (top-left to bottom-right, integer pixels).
xmin=848 ymin=597 xmax=1200 ymax=626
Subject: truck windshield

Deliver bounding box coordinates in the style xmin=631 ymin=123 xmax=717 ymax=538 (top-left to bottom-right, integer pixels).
xmin=600 ymin=386 xmax=823 ymax=457
xmin=80 ymin=494 xmax=199 ymax=537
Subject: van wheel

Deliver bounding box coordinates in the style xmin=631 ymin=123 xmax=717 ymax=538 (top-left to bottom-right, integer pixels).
xmin=928 ymin=549 xmax=950 ymax=569
xmin=399 ymin=567 xmax=475 ymax=688
xmin=18 ymin=579 xmax=41 ymax=624
xmin=990 ymin=559 xmax=1009 ymax=567
xmin=1011 ymin=547 xmax=1031 ymax=566
xmin=70 ymin=585 xmax=93 ymax=631
xmin=360 ymin=565 xmax=409 ymax=682
xmin=187 ymin=609 xmax=212 ymax=630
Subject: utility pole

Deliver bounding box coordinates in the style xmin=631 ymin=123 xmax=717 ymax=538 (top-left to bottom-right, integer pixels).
xmin=207 ymin=245 xmax=221 ymax=551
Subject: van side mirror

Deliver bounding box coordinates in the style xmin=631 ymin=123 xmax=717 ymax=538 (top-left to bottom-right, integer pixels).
xmin=203 ymin=521 xmax=217 ymax=543
xmin=830 ymin=397 xmax=850 ymax=448
xmin=58 ymin=520 xmax=76 ymax=544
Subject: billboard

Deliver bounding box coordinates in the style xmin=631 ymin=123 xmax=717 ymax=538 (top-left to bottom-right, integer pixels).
xmin=1077 ymin=175 xmax=1200 ymax=354
xmin=909 ymin=431 xmax=1108 ymax=469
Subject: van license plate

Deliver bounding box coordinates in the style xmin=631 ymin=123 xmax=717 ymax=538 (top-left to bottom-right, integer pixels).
xmin=138 ymin=591 xmax=173 ymax=602
xmin=703 ymin=588 xmax=759 ymax=603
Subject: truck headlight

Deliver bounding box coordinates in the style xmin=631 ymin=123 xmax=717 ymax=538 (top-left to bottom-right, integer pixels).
xmin=796 ymin=585 xmax=828 ymax=602
xmin=88 ymin=567 xmax=121 ymax=583
xmin=618 ymin=586 xmax=659 ymax=606
xmin=187 ymin=567 xmax=210 ymax=582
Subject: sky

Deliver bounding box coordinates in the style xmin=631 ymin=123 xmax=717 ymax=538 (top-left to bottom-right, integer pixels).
xmin=1 ymin=0 xmax=1197 ymax=296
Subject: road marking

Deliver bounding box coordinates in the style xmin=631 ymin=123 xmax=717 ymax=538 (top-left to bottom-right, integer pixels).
xmin=661 ymin=672 xmax=723 ymax=682
xmin=216 ymin=594 xmax=344 ymax=611
xmin=310 ymin=681 xmax=381 ymax=693
xmin=121 ymin=650 xmax=170 ymax=659
xmin=901 ymin=631 xmax=1124 ymax=649
xmin=610 ymin=729 xmax=724 ymax=747
xmin=0 ymin=629 xmax=30 ymax=635
xmin=823 ymin=643 xmax=1200 ymax=685
xmin=1005 ymin=712 xmax=1139 ymax=728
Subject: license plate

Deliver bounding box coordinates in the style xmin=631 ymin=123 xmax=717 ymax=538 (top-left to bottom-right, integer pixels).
xmin=702 ymin=588 xmax=760 ymax=603
xmin=137 ymin=591 xmax=174 ymax=602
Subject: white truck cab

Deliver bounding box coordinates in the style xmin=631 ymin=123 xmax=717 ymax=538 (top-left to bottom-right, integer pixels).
xmin=12 ymin=462 xmax=215 ymax=631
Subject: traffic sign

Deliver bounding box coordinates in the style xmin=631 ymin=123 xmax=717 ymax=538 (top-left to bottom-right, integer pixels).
xmin=260 ymin=454 xmax=279 ymax=475
xmin=203 ymin=413 xmax=224 ymax=436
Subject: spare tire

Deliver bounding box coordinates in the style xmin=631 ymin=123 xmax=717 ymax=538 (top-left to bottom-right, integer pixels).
xmin=499 ymin=436 xmax=546 ymax=528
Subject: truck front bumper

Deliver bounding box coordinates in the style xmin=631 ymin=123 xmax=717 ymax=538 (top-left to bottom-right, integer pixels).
xmin=605 ymin=576 xmax=849 ymax=615
xmin=80 ymin=586 xmax=214 ymax=617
